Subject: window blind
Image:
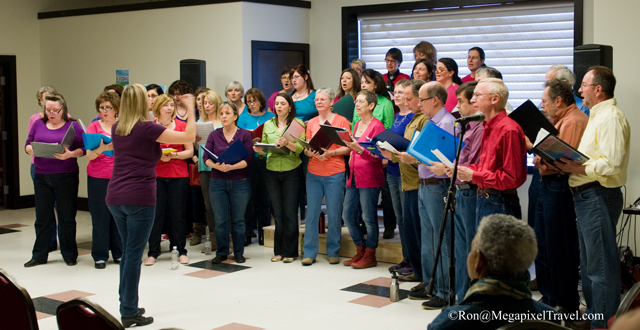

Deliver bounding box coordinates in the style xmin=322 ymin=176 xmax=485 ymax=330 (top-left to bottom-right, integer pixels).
xmin=358 ymin=2 xmax=575 ymax=108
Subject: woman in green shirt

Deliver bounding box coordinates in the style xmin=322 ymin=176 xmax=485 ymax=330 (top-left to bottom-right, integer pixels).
xmin=352 ymin=69 xmax=394 ymax=130
xmin=254 ymin=93 xmax=305 ymax=263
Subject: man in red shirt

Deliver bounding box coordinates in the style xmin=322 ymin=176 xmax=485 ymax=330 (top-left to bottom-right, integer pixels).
xmin=454 ymin=78 xmax=527 ymax=224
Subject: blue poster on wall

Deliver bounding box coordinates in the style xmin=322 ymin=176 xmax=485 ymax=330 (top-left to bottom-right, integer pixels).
xmin=116 ymin=70 xmax=129 ymax=86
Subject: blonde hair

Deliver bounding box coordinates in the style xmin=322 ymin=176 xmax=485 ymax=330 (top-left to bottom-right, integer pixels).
xmin=201 ymin=90 xmax=222 ymax=122
xmin=152 ymin=94 xmax=176 ymax=120
xmin=480 ymin=78 xmax=509 ymax=110
xmin=115 ymin=84 xmax=149 ymax=136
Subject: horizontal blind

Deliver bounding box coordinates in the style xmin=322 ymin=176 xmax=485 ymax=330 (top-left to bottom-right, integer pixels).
xmin=358 ymin=2 xmax=574 ymax=108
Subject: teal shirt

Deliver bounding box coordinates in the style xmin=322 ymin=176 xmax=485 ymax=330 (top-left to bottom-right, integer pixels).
xmin=261 ymin=117 xmax=305 ymax=172
xmin=352 ymin=95 xmax=394 ymax=130
xmin=196 ymin=119 xmax=222 ymax=172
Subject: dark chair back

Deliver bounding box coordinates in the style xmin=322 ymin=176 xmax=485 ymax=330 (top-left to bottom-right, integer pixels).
xmin=496 ymin=320 xmax=570 ymax=330
xmin=0 ymin=268 xmax=39 ymax=330
xmin=617 ymin=281 xmax=640 ymax=318
xmin=56 ymin=297 xmax=124 ymax=330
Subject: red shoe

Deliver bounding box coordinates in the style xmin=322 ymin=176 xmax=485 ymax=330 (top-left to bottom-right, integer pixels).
xmin=351 ymin=247 xmax=377 ymax=269
xmin=343 ymin=245 xmax=365 ymax=266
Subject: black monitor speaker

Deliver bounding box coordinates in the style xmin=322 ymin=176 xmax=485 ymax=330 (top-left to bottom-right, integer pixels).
xmin=180 ymin=59 xmax=206 ymax=91
xmin=573 ymin=44 xmax=613 ymax=94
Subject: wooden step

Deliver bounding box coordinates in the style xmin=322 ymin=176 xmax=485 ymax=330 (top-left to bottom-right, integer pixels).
xmin=263 ymin=224 xmax=403 ymax=264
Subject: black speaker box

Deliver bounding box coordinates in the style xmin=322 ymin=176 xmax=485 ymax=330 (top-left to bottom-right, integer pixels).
xmin=180 ymin=59 xmax=206 ymax=91
xmin=573 ymin=44 xmax=613 ymax=93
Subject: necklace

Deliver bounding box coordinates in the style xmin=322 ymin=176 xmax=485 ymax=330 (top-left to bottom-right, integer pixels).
xmin=176 ymin=108 xmax=187 ymax=119
xmin=392 ymin=112 xmax=411 ymax=129
xmin=292 ymin=90 xmax=308 ymax=101
xmin=158 ymin=119 xmax=173 ymax=127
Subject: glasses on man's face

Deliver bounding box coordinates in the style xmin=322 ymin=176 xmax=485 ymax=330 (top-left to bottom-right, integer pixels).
xmin=419 ymin=97 xmax=434 ymax=103
xmin=46 ymin=108 xmax=62 ymax=114
xmin=580 ymin=83 xmax=597 ymax=89
xmin=99 ymin=106 xmax=113 ymax=112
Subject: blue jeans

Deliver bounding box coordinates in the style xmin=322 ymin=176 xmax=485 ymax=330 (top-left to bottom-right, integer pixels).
xmin=418 ymin=180 xmax=450 ymax=299
xmin=265 ymin=167 xmax=302 ymax=258
xmin=148 ymin=177 xmax=188 ymax=257
xmin=387 ymin=174 xmax=406 ymax=259
xmin=31 ymin=164 xmax=58 ymax=247
xmin=343 ymin=178 xmax=380 ymax=249
xmin=32 ymin=172 xmax=79 ymax=263
xmin=88 ymin=176 xmax=122 ymax=262
xmin=303 ymin=172 xmax=345 ymax=259
xmin=403 ymin=189 xmax=422 ymax=281
xmin=535 ymin=175 xmax=579 ymax=311
xmin=109 ymin=205 xmax=155 ymax=318
xmin=209 ymin=178 xmax=251 ymax=256
xmin=475 ymin=191 xmax=522 ymax=227
xmin=573 ymin=186 xmax=622 ymax=328
xmin=454 ymin=186 xmax=477 ymax=302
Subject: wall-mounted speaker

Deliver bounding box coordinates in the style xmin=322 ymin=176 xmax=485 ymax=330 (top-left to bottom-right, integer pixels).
xmin=180 ymin=59 xmax=206 ymax=92
xmin=573 ymin=44 xmax=613 ymax=94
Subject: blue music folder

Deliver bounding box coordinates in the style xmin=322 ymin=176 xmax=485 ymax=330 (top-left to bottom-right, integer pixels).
xmin=371 ymin=129 xmax=410 ymax=151
xmin=200 ymin=139 xmax=248 ymax=165
xmin=83 ymin=133 xmax=113 ymax=157
xmin=407 ymin=121 xmax=463 ymax=164
xmin=358 ymin=141 xmax=384 ymax=158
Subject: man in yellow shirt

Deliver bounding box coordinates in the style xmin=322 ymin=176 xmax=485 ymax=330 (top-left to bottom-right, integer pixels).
xmin=555 ymin=66 xmax=630 ymax=329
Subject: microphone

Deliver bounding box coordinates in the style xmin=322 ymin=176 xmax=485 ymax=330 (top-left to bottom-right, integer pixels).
xmin=455 ymin=112 xmax=485 ymax=125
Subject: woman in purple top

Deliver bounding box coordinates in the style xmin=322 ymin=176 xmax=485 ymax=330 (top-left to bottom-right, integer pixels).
xmin=342 ymin=90 xmax=386 ymax=270
xmin=105 ymin=84 xmax=196 ymax=328
xmin=203 ymin=101 xmax=254 ymax=265
xmin=24 ymin=93 xmax=84 ymax=269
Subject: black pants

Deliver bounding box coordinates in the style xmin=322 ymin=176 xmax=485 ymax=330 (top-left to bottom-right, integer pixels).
xmin=265 ymin=166 xmax=302 ymax=258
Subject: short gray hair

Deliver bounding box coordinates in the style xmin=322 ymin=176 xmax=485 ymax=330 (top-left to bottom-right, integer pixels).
xmin=547 ymin=64 xmax=576 ymax=86
xmin=36 ymin=85 xmax=58 ymax=106
xmin=475 ymin=214 xmax=537 ymax=277
xmin=224 ymin=81 xmax=244 ymax=99
xmin=480 ymin=78 xmax=509 ymax=110
xmin=316 ymin=87 xmax=335 ymax=101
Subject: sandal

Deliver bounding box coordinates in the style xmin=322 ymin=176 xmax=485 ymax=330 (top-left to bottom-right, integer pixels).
xmin=283 ymin=257 xmax=295 ymax=263
xmin=271 ymin=256 xmax=283 ymax=262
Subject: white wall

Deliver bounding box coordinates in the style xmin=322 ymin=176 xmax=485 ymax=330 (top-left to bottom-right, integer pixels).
xmin=36 ymin=2 xmax=309 ymax=198
xmin=241 ymin=2 xmax=310 ymax=88
xmin=0 ymin=0 xmax=49 ymax=197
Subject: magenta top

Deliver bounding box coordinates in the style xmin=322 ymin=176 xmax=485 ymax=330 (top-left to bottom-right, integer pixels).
xmin=267 ymin=91 xmax=280 ymax=112
xmin=86 ymin=120 xmax=114 ymax=179
xmin=106 ymin=121 xmax=166 ymax=206
xmin=346 ymin=118 xmax=386 ymax=189
xmin=26 ymin=120 xmax=85 ymax=175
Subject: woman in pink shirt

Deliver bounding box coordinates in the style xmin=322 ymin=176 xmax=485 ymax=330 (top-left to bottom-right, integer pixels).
xmin=435 ymin=58 xmax=463 ymax=112
xmin=342 ymin=90 xmax=385 ymax=269
xmin=86 ymin=92 xmax=121 ymax=269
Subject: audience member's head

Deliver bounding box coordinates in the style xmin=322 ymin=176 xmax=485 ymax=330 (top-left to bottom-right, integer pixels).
xmin=385 ymin=47 xmax=404 ymax=74
xmin=468 ymin=214 xmax=537 ymax=279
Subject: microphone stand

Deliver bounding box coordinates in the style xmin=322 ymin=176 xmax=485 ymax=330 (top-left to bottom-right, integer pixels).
xmin=425 ymin=121 xmax=468 ymax=307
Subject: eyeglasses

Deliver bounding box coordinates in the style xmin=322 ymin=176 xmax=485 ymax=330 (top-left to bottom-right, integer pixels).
xmin=472 ymin=93 xmax=495 ymax=98
xmin=314 ymin=98 xmax=329 ymax=103
xmin=148 ymin=95 xmax=158 ymax=99
xmin=246 ymin=100 xmax=259 ymax=105
xmin=355 ymin=99 xmax=368 ymax=105
xmin=171 ymin=93 xmax=182 ymax=99
xmin=45 ymin=108 xmax=62 ymax=114
xmin=435 ymin=67 xmax=448 ymax=73
xmin=419 ymin=97 xmax=434 ymax=103
xmin=291 ymin=75 xmax=302 ymax=80
xmin=99 ymin=106 xmax=114 ymax=112
xmin=385 ymin=59 xmax=398 ymax=64
xmin=580 ymin=83 xmax=597 ymax=89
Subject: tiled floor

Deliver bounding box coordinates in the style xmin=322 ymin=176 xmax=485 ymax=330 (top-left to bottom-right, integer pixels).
xmin=0 ymin=207 xmax=440 ymax=330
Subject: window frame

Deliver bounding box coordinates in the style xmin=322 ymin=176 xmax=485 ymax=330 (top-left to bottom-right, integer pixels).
xmin=341 ymin=0 xmax=584 ymax=69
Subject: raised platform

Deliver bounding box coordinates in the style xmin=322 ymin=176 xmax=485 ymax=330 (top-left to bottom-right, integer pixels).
xmin=263 ymin=222 xmax=403 ymax=264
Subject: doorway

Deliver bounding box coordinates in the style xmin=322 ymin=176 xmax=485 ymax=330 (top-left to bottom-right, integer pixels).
xmin=251 ymin=41 xmax=310 ymax=97
xmin=0 ymin=55 xmax=21 ymax=209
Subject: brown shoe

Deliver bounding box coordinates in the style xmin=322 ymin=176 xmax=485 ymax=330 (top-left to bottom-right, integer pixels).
xmin=398 ymin=274 xmax=420 ymax=282
xmin=411 ymin=282 xmax=426 ymax=292
xmin=190 ymin=223 xmax=205 ymax=246
xmin=328 ymin=257 xmax=340 ymax=264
